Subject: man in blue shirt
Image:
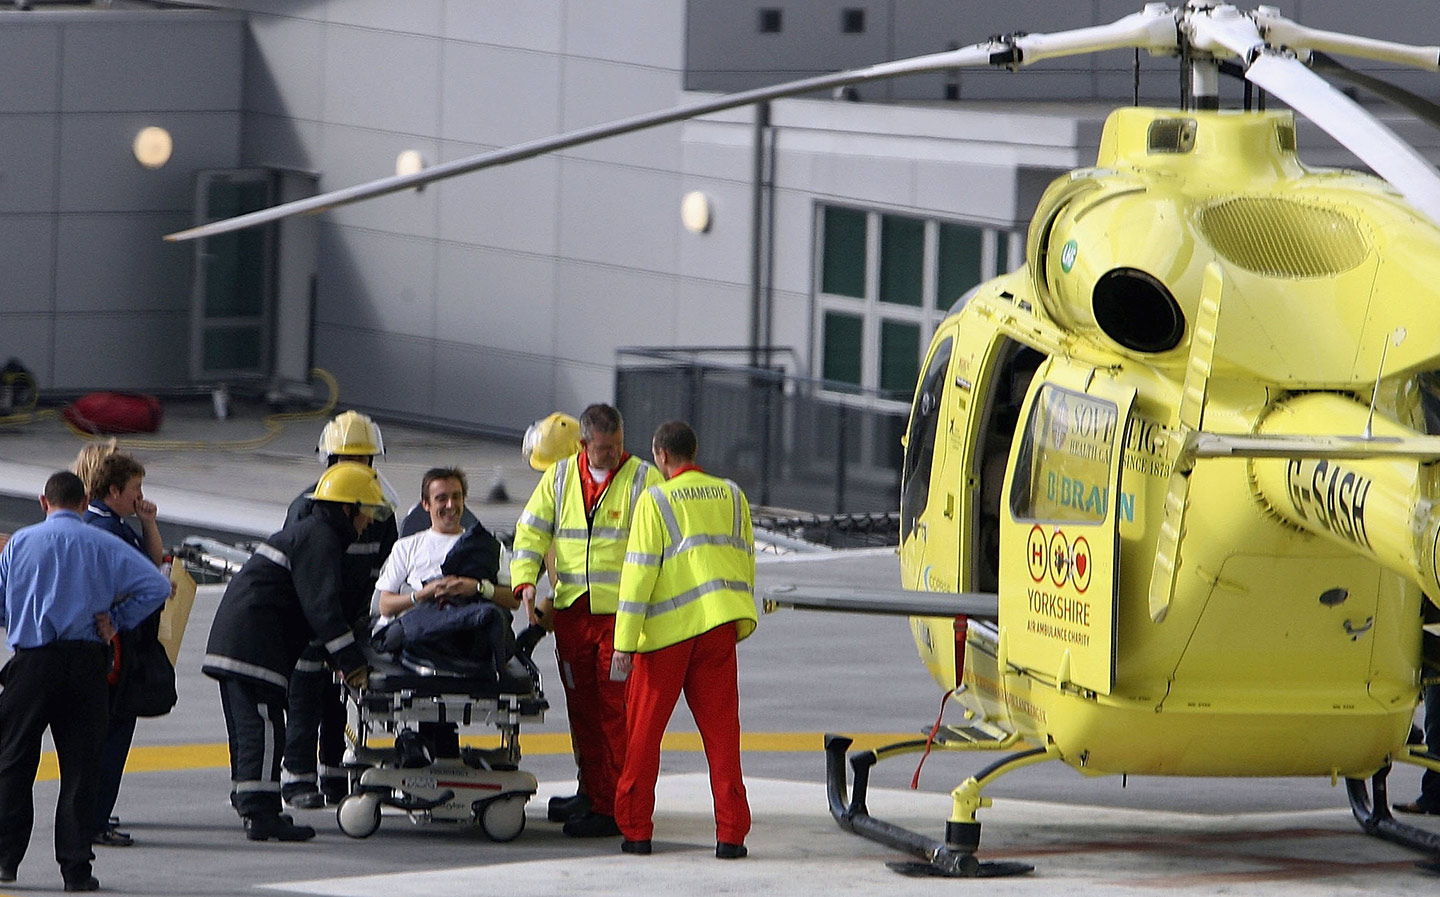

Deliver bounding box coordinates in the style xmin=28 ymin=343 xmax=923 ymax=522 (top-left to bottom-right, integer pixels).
xmin=0 ymin=471 xmax=170 ymax=893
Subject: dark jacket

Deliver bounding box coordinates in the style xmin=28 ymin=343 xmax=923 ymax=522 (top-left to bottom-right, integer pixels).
xmin=286 ymin=483 xmax=398 ymax=623
xmin=203 ymin=503 xmax=367 ymax=690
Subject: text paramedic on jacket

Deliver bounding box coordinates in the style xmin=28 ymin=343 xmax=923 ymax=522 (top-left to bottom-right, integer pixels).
xmin=609 ymin=420 xmax=757 ymax=860
xmin=510 ymin=403 xmax=663 ymax=837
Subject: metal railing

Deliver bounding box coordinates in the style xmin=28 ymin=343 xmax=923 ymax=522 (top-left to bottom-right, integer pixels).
xmin=615 ymin=347 xmax=907 ymax=516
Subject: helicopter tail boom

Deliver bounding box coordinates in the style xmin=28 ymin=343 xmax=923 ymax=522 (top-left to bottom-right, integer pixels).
xmin=1236 ymin=393 xmax=1440 ymax=604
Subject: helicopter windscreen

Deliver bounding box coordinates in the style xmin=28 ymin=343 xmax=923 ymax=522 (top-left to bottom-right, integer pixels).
xmin=900 ymin=336 xmax=954 ymax=542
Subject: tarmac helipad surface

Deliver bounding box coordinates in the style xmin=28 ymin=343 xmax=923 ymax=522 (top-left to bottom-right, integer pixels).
xmin=0 ymin=398 xmax=1436 ymax=895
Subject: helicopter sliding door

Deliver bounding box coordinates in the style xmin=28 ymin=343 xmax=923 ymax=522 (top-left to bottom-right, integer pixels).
xmin=999 ymin=367 xmax=1134 ymax=695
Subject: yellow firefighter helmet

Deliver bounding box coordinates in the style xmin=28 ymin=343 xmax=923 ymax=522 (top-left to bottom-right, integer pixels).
xmin=307 ymin=461 xmax=394 ymax=520
xmin=317 ymin=411 xmax=384 ymax=459
xmin=522 ymin=412 xmax=581 ymax=471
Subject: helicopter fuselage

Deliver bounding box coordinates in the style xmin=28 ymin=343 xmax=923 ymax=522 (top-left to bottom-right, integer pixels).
xmin=901 ymin=106 xmax=1439 ymax=779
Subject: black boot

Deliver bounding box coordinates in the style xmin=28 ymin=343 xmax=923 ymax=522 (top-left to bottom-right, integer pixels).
xmin=244 ymin=812 xmax=316 ymax=842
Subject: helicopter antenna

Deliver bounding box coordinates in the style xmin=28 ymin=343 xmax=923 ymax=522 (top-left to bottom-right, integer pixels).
xmin=1364 ymin=328 xmax=1406 ymax=440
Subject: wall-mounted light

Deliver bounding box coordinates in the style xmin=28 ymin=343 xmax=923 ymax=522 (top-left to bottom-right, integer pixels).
xmin=681 ymin=190 xmax=712 ymax=234
xmin=395 ymin=150 xmax=426 ymax=193
xmin=396 ymin=150 xmax=426 ymax=177
xmin=132 ymin=126 xmax=173 ymax=169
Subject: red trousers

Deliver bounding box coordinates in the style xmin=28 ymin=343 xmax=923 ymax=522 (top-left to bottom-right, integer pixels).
xmin=552 ymin=595 xmax=627 ymax=816
xmin=615 ymin=624 xmax=750 ymax=844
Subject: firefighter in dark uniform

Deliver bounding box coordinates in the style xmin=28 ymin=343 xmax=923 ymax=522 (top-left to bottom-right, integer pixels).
xmin=203 ymin=462 xmax=391 ymax=842
xmin=280 ymin=412 xmax=397 ymax=810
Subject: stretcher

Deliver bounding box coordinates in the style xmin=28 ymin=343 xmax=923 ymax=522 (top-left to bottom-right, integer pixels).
xmin=336 ymin=644 xmax=548 ymax=841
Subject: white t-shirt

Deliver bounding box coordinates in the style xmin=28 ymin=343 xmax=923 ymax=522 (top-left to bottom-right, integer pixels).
xmin=370 ymin=527 xmax=513 ymax=622
xmin=375 ymin=528 xmax=463 ymax=595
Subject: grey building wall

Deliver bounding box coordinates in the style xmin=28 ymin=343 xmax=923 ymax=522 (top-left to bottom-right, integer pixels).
xmin=5 ymin=1 xmax=1438 ymax=437
xmin=0 ymin=9 xmax=244 ymax=391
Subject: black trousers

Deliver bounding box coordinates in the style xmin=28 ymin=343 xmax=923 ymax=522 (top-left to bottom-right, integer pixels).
xmin=218 ymin=678 xmax=287 ymax=817
xmin=282 ymin=654 xmax=346 ymax=796
xmin=0 ymin=640 xmax=108 ymax=882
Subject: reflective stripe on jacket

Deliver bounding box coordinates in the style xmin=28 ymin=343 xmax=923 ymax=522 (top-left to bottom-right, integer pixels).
xmin=510 ymin=454 xmax=661 ymax=614
xmin=615 ymin=469 xmax=757 ymax=653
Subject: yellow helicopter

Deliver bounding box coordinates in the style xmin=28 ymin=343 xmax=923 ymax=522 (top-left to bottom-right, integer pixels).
xmin=170 ymin=2 xmax=1440 ymax=878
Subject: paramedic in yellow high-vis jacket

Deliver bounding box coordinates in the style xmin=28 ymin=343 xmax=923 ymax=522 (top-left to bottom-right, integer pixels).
xmin=510 ymin=404 xmax=661 ymax=838
xmin=610 ymin=420 xmax=757 ymax=860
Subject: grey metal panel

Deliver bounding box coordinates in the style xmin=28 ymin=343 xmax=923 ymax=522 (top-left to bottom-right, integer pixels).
xmin=59 ymin=19 xmax=243 ymax=113
xmin=0 ymin=217 xmax=54 ymax=314
xmin=673 ymin=179 xmax=752 ymax=287
xmin=310 ymin=124 xmax=440 ymax=237
xmin=565 ymin=0 xmax=683 ymax=69
xmin=240 ymin=111 xmax=323 ymax=172
xmin=766 ymin=189 xmax=820 ymax=297
xmin=444 ymin=0 xmax=564 ymax=53
xmin=435 ymin=141 xmax=560 ymax=255
xmin=0 ymin=23 xmax=59 ymax=113
xmin=0 ymin=315 xmax=53 ymax=387
xmin=768 ymin=286 xmax=813 ymax=366
xmin=58 ymin=112 xmax=242 ymax=213
xmin=912 ymin=162 xmax=1018 ymax=227
xmin=439 ymin=41 xmax=563 ymax=146
xmin=324 ymin=0 xmax=443 ymax=36
xmin=674 ymin=278 xmax=750 ymax=346
xmin=315 ymin=225 xmax=437 ymax=340
xmin=434 ymin=243 xmax=557 ymax=349
xmin=312 ymin=324 xmax=434 ymax=417
xmin=431 ymin=340 xmax=557 ymax=431
xmin=321 ymin=27 xmax=442 ymax=136
xmin=51 ymin=312 xmax=189 ymax=390
xmin=551 ymin=357 xmax=615 ymax=415
xmin=244 ymin=13 xmax=327 ymax=122
xmin=54 ymin=214 xmax=192 ymax=313
xmin=556 ymin=159 xmax=682 ymax=273
xmin=0 ymin=113 xmax=58 ymax=213
xmin=553 ymin=261 xmax=683 ymax=368
xmin=557 ymin=60 xmax=684 ymax=169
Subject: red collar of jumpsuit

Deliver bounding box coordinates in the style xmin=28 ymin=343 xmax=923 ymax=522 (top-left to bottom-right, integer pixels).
xmin=668 ymin=464 xmax=704 ymax=479
xmin=578 ymin=448 xmax=630 ymax=513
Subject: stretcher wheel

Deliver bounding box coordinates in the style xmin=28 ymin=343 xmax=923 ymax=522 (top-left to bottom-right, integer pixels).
xmin=337 ymin=793 xmax=381 ymax=839
xmin=479 ymin=795 xmax=527 ymax=842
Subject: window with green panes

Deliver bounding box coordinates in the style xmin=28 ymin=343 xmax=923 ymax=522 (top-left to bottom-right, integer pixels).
xmin=879 ymin=320 xmax=920 ymax=398
xmin=879 ymin=215 xmax=923 ymax=307
xmin=822 ymin=311 xmax=863 ymax=387
xmin=821 ymin=206 xmax=866 ymax=298
xmin=816 ymin=204 xmax=1012 ymax=400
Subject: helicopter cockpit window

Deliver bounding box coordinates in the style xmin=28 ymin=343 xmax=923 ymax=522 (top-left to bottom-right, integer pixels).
xmin=1009 ymin=385 xmax=1118 ymax=524
xmin=899 ymin=336 xmax=954 ymax=542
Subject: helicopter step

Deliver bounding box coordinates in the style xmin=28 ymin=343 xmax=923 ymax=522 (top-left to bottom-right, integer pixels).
xmin=932 ymin=721 xmax=1014 ymax=748
xmin=823 ymin=733 xmax=1034 ymax=878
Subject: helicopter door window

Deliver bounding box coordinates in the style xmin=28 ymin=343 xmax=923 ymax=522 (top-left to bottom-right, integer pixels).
xmin=900 ymin=336 xmax=954 ymax=541
xmin=1009 ymin=385 xmax=1118 ymax=524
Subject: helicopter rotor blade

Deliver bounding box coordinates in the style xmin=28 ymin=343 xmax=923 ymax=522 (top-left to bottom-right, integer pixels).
xmin=1189 ymin=9 xmax=1440 ymax=228
xmin=1306 ymin=51 xmax=1440 ymax=133
xmin=165 ymin=6 xmax=1179 ymax=243
xmin=1253 ymin=9 xmax=1440 ymax=72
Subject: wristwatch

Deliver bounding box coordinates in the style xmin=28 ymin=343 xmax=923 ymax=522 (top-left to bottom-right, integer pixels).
xmin=475 ymin=579 xmax=495 ymax=600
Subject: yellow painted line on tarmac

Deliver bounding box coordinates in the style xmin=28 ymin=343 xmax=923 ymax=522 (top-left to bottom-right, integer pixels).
xmin=30 ymin=732 xmax=915 ymax=781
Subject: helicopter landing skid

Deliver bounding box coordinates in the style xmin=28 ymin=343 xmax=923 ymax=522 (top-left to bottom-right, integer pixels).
xmin=823 ymin=734 xmax=1033 ymax=878
xmin=1345 ymin=764 xmax=1440 ymax=865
